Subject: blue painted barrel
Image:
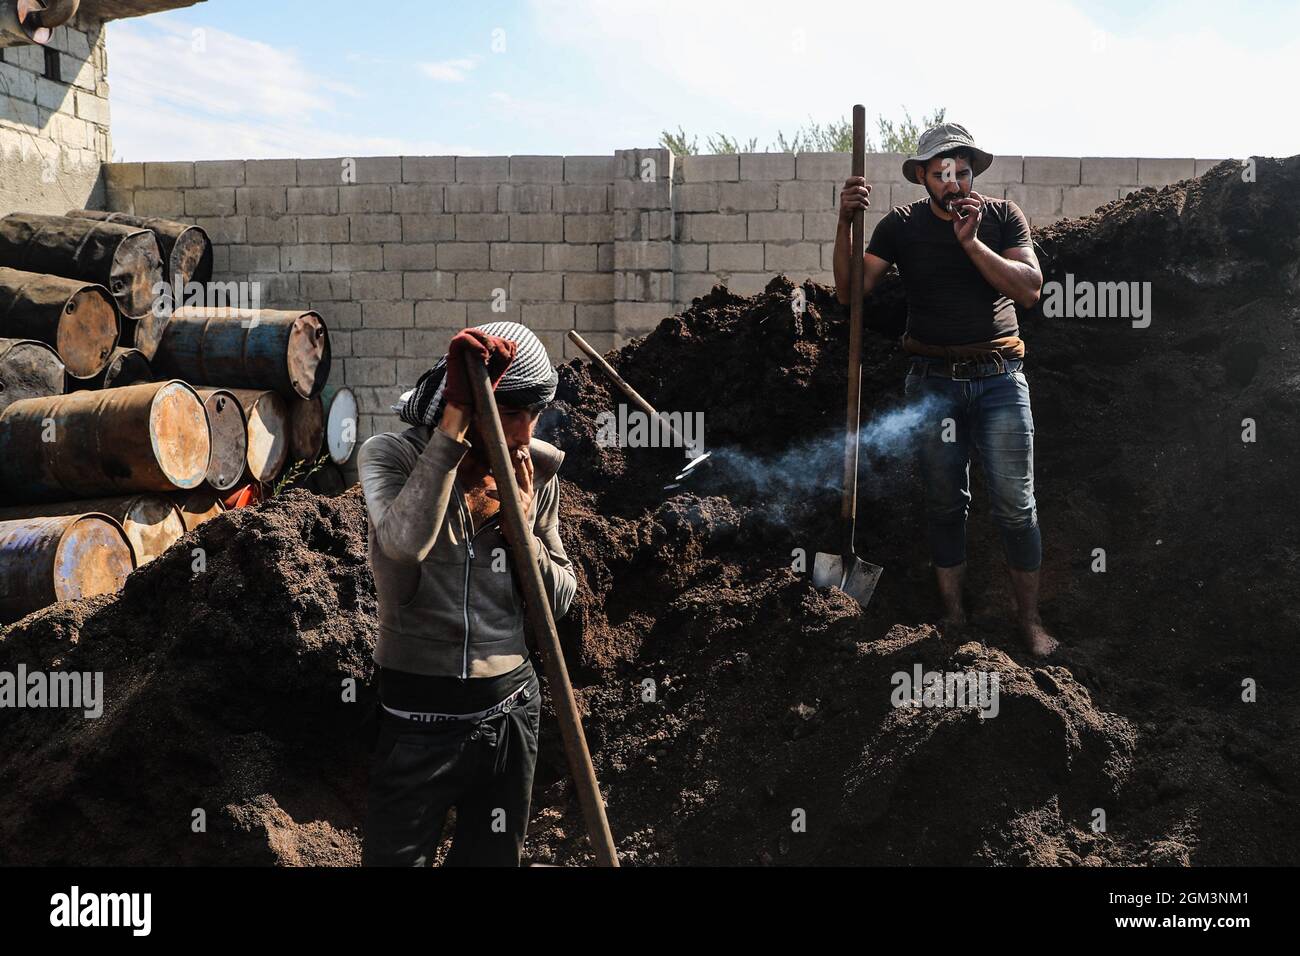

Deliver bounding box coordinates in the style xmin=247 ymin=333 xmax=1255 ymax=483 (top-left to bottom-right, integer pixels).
xmin=0 ymin=514 xmax=135 ymax=622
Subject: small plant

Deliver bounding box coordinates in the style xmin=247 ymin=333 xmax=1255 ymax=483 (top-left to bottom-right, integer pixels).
xmin=270 ymin=452 xmax=329 ymax=497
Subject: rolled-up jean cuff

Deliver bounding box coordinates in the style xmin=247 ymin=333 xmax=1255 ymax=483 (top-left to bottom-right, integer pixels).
xmin=999 ymin=522 xmax=1042 ymax=571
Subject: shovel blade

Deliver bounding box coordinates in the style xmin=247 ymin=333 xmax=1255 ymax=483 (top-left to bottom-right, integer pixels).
xmin=813 ymin=551 xmax=883 ymax=607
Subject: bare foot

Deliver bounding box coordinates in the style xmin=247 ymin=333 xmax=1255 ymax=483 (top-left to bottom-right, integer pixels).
xmin=1021 ymin=617 xmax=1059 ymax=657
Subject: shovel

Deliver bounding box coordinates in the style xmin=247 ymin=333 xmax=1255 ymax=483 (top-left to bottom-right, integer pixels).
xmin=566 ymin=329 xmax=711 ymax=487
xmin=464 ymin=352 xmax=620 ymax=867
xmin=812 ymin=104 xmax=884 ymax=607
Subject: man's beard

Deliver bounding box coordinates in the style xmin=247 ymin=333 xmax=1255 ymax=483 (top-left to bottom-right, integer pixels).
xmin=926 ymin=181 xmax=968 ymax=214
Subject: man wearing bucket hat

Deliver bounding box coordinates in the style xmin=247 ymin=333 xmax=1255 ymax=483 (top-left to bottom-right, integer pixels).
xmin=357 ymin=322 xmax=578 ymax=865
xmin=832 ymin=123 xmax=1056 ymax=656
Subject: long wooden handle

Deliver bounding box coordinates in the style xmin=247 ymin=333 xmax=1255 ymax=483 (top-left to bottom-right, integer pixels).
xmin=464 ymin=354 xmax=619 ymax=867
xmin=840 ymin=104 xmax=867 ymax=557
xmin=566 ymin=329 xmax=690 ymax=448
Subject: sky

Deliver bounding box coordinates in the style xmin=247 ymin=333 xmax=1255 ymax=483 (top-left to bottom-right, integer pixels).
xmin=107 ymin=0 xmax=1300 ymax=162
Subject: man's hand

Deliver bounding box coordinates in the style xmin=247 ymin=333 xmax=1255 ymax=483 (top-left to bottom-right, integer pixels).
xmin=488 ymin=446 xmax=535 ymax=547
xmin=951 ymin=191 xmax=985 ymax=247
xmin=442 ymin=328 xmax=516 ymax=411
xmin=839 ymin=176 xmax=873 ymax=223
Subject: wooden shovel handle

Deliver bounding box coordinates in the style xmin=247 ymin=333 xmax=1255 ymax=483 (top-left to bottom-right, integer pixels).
xmin=841 ymin=104 xmax=867 ymax=557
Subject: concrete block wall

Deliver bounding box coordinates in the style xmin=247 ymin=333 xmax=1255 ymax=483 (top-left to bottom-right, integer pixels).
xmin=0 ymin=22 xmax=111 ymax=215
xmin=99 ymin=148 xmax=1226 ymax=466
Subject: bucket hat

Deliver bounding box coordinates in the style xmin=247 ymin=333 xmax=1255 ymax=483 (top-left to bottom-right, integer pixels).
xmin=902 ymin=123 xmax=994 ymax=183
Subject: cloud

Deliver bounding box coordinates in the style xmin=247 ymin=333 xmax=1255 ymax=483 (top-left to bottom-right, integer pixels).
xmin=108 ymin=19 xmax=478 ymax=161
xmin=417 ymin=57 xmax=478 ymax=82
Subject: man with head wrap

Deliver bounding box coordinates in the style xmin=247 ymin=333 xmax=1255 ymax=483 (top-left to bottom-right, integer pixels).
xmin=357 ymin=322 xmax=577 ymax=866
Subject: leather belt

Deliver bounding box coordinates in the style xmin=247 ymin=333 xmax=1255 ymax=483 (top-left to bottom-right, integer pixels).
xmin=909 ymin=354 xmax=1021 ymax=381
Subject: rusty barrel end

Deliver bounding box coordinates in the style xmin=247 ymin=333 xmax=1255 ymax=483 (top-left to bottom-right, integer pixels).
xmin=148 ymin=380 xmax=211 ymax=490
xmin=286 ymin=311 xmax=331 ymax=399
xmin=197 ymin=388 xmax=248 ymax=492
xmin=52 ymin=514 xmax=136 ymax=602
xmin=56 ymin=284 xmax=120 ymax=379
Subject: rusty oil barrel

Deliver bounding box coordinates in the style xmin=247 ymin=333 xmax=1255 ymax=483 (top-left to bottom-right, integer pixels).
xmin=0 ymin=266 xmax=119 ymax=379
xmin=320 ymin=384 xmax=358 ymax=465
xmin=224 ymin=387 xmax=289 ymax=482
xmin=194 ymin=387 xmax=248 ymax=491
xmin=0 ymin=493 xmax=185 ymax=565
xmin=0 ymin=380 xmax=211 ymax=503
xmin=67 ymin=210 xmax=213 ymax=289
xmin=170 ymin=487 xmax=226 ymax=532
xmin=288 ymin=392 xmax=325 ymax=465
xmin=70 ymin=345 xmax=153 ymax=392
xmin=0 ymin=513 xmax=134 ymax=622
xmin=0 ymin=337 xmax=64 ymax=415
xmin=152 ymin=306 xmax=331 ymax=399
xmin=0 ymin=213 xmax=162 ymax=323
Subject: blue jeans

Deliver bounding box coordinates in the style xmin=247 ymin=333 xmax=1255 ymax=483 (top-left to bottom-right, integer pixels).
xmin=903 ymin=356 xmax=1042 ymax=571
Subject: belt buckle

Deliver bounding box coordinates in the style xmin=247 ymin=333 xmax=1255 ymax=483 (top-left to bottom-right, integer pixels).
xmin=950 ymin=359 xmax=974 ymax=381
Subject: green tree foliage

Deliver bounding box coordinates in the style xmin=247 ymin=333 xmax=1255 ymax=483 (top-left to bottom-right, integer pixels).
xmin=661 ymin=107 xmax=947 ymax=156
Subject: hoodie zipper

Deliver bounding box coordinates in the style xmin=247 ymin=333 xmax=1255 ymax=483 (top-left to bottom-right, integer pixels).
xmin=454 ymin=482 xmax=500 ymax=680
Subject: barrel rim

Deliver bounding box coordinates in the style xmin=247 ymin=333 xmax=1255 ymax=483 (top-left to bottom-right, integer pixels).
xmin=148 ymin=378 xmax=212 ymax=490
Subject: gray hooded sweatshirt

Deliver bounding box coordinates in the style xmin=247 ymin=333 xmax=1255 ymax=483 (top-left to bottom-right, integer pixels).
xmin=358 ymin=424 xmax=577 ymax=679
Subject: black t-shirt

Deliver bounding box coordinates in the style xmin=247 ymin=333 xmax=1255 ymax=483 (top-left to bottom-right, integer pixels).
xmin=866 ymin=197 xmax=1032 ymax=345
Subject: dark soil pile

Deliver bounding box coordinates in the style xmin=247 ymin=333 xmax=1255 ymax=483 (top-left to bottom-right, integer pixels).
xmin=2 ymin=157 xmax=1296 ymax=865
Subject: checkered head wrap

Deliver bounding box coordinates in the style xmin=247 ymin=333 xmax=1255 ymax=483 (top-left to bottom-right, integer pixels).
xmin=393 ymin=322 xmax=559 ymax=427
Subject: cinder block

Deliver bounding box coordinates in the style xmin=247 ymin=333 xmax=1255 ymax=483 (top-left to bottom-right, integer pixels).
xmin=298 ymin=158 xmax=352 ymax=186
xmin=246 ymin=216 xmax=298 ymax=244
xmin=1005 ymin=184 xmax=1062 ymax=217
xmin=708 ymin=243 xmax=763 ymax=272
xmin=747 ymin=211 xmax=802 ymax=241
xmin=300 ymin=273 xmax=351 ymax=301
xmin=721 ymin=273 xmax=770 ymax=296
xmin=613 ymin=179 xmax=671 ymax=210
xmin=353 ymin=157 xmax=403 ymax=183
xmin=679 ymin=213 xmax=746 ymax=243
xmin=1081 ymin=157 xmax=1137 ymax=185
xmin=249 ymin=271 xmax=300 ymax=306
xmin=144 ymin=162 xmax=194 ymax=189
xmin=543 ymin=243 xmax=598 ymax=272
xmin=454 ymin=213 xmax=509 ymax=241
xmin=979 ymin=154 xmax=1023 ymax=184
xmin=564 ymin=272 xmax=614 ymax=302
xmin=718 ymin=181 xmax=778 ymax=212
xmin=339 ymin=184 xmax=392 ymax=214
xmin=281 ymin=245 xmax=332 ymax=272
xmin=511 ymin=272 xmax=564 ymax=302
xmin=287 ymin=186 xmax=338 ymax=215
xmin=765 ymin=242 xmax=821 ymax=272
xmin=974 ymin=184 xmax=1005 ymax=200
xmin=490 ymin=243 xmax=545 ymax=272
xmin=1024 ymin=156 xmax=1080 ymax=185
xmin=350 ymin=214 xmax=402 ymax=243
xmin=740 ymin=152 xmax=794 ymax=181
xmin=564 ymin=155 xmax=615 ymax=183
xmin=415 ymin=300 xmax=468 ymax=328
xmin=673 ymin=243 xmax=708 ymax=272
xmin=325 ymin=301 xmax=362 ymax=329
xmin=229 ymin=245 xmax=281 ymax=273
xmin=332 ymin=244 xmax=384 ymax=272
xmin=401 ymin=214 xmax=455 ymax=242
xmin=105 ymin=162 xmax=144 ymax=191
xmin=403 ymin=156 xmax=457 ymax=182
xmin=563 ymin=214 xmax=614 ymax=243
xmin=344 ymin=358 xmax=397 ymax=386
xmin=1061 ymin=186 xmax=1120 ymax=217
xmin=361 ymin=301 xmax=414 ymax=329
xmin=237 ymin=186 xmax=288 ymax=216
xmin=564 ymin=330 xmax=626 ymax=359
xmin=245 ymin=159 xmax=297 ymax=186
xmin=456 ymin=156 xmax=510 ymax=182
xmin=614 ymin=302 xmax=672 ymax=333
xmin=863 ymin=152 xmax=906 ymax=184
xmin=681 ymin=154 xmax=739 ymax=183
xmin=499 ymin=183 xmax=552 ymax=213
xmin=614 ymin=241 xmax=671 ymax=271
xmin=614 ymin=270 xmax=672 ymax=302
xmin=455 ymin=271 xmax=510 ymax=300
xmin=673 ymin=183 xmax=717 ymax=213
xmin=134 ymin=190 xmax=185 ymax=217
xmin=195 ymin=216 xmax=246 ymax=245
xmin=1138 ymin=158 xmax=1195 ymax=186
xmin=383 ymin=244 xmax=439 ymax=271
xmin=351 ymin=272 xmax=404 ymax=300
xmin=509 ymin=214 xmax=564 ymax=243
xmin=404 ymin=271 xmax=455 ymax=300
xmin=574 ymin=303 xmax=616 ymax=331
xmin=795 ymin=153 xmax=849 ymax=181
xmin=194 ymin=160 xmax=245 ymax=188
xmin=353 ymin=329 xmax=404 ymax=356
xmin=803 ymin=211 xmax=840 ymax=241
xmin=674 ymin=272 xmax=723 ymax=303
xmin=185 ymin=188 xmax=236 ymax=217
xmin=445 ymin=184 xmax=498 ymax=214
xmin=615 ymin=147 xmax=673 ymax=184
xmin=778 ymin=180 xmax=834 ymax=211
xmin=393 ymin=184 xmax=443 ymax=214
xmin=553 ymin=185 xmax=608 ymax=214
xmin=518 ymin=302 xmax=575 ymax=331
xmin=297 ymin=215 xmax=348 ymax=243
xmin=598 ymin=242 xmax=615 ymax=272
xmin=510 ymin=156 xmax=564 ymax=182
